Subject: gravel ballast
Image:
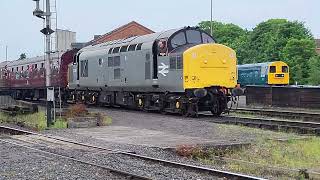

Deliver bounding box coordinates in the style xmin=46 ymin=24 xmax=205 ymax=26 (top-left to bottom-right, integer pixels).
xmin=0 ymin=141 xmax=137 ymax=180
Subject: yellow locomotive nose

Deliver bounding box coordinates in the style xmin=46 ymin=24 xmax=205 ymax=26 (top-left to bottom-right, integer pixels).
xmin=183 ymin=44 xmax=237 ymax=90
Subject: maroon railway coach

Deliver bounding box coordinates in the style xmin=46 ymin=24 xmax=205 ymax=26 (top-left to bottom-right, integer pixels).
xmin=0 ymin=49 xmax=78 ymax=100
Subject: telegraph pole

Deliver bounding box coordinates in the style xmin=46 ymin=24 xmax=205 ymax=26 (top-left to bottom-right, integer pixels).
xmin=210 ymin=0 xmax=213 ymax=36
xmin=5 ymin=45 xmax=8 ymax=61
xmin=32 ymin=0 xmax=54 ymax=127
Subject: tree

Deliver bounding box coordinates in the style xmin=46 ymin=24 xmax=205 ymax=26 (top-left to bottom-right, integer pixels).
xmin=198 ymin=21 xmax=248 ymax=64
xmin=19 ymin=53 xmax=26 ymax=60
xmin=308 ymin=55 xmax=320 ymax=85
xmin=283 ymin=38 xmax=316 ymax=84
xmin=246 ymin=19 xmax=313 ymax=63
xmin=198 ymin=21 xmax=247 ymax=48
xmin=197 ymin=19 xmax=317 ymax=84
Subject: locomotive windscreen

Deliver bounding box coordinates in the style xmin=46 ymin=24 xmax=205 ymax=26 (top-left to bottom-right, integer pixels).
xmin=169 ymin=29 xmax=214 ymax=51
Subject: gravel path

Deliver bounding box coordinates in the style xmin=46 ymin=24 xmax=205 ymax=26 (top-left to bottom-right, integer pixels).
xmin=0 ymin=141 xmax=136 ymax=180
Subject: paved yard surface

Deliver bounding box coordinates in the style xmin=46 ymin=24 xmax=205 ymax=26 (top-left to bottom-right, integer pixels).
xmin=65 ymin=108 xmax=289 ymax=148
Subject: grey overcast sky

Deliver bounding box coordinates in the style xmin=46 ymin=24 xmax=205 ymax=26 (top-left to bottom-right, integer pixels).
xmin=0 ymin=0 xmax=318 ymax=60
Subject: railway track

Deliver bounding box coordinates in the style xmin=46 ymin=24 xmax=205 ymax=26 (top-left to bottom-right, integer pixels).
xmin=204 ymin=115 xmax=320 ymax=136
xmin=231 ymin=107 xmax=320 ymax=123
xmin=9 ymin=99 xmax=320 ymax=136
xmin=0 ymin=125 xmax=263 ymax=180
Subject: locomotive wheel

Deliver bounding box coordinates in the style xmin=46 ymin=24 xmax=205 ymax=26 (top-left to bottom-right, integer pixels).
xmin=187 ymin=103 xmax=198 ymax=118
xmin=211 ymin=98 xmax=222 ymax=116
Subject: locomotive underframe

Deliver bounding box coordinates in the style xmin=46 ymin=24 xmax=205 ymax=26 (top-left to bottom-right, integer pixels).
xmin=67 ymin=86 xmax=229 ymax=117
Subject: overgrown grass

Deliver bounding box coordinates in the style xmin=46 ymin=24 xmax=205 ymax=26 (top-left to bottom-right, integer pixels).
xmin=0 ymin=107 xmax=112 ymax=131
xmin=102 ymin=116 xmax=112 ymax=126
xmin=0 ymin=111 xmax=67 ymax=131
xmin=187 ymin=137 xmax=320 ymax=179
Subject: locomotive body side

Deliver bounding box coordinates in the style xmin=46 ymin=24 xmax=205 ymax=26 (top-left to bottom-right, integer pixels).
xmin=68 ymin=27 xmax=238 ymax=116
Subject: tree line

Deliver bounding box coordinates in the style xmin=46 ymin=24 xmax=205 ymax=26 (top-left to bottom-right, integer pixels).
xmin=198 ymin=19 xmax=320 ymax=85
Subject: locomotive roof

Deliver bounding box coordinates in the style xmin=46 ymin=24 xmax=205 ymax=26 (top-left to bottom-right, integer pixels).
xmin=238 ymin=61 xmax=288 ymax=69
xmin=238 ymin=62 xmax=273 ymax=68
xmin=79 ymin=28 xmax=183 ymax=52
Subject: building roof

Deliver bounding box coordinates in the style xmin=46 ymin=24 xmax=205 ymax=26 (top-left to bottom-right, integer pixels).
xmin=90 ymin=21 xmax=154 ymax=45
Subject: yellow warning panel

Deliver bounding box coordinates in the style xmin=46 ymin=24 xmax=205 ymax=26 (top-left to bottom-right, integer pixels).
xmin=183 ymin=44 xmax=237 ymax=89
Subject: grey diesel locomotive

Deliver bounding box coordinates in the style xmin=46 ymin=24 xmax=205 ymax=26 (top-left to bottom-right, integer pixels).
xmin=67 ymin=27 xmax=238 ymax=116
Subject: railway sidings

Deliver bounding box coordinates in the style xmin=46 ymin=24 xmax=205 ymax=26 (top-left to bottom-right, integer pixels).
xmin=0 ymin=125 xmax=263 ymax=180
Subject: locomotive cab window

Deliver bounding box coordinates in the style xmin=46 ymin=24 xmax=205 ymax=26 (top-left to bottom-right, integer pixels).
xmin=282 ymin=66 xmax=288 ymax=73
xmin=186 ymin=30 xmax=202 ymax=44
xmin=171 ymin=31 xmax=186 ymax=48
xmin=269 ymin=66 xmax=276 ymax=73
xmin=202 ymin=32 xmax=214 ymax=43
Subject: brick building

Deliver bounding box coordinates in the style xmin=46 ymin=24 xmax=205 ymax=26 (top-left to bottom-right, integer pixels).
xmin=91 ymin=21 xmax=154 ymax=45
xmin=316 ymin=39 xmax=320 ymax=55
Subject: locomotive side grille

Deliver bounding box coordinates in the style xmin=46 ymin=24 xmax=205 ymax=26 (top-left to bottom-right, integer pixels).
xmin=145 ymin=61 xmax=151 ymax=80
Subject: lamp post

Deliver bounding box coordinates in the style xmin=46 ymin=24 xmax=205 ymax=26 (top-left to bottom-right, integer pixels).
xmin=32 ymin=0 xmax=55 ymax=127
xmin=210 ymin=0 xmax=213 ymax=36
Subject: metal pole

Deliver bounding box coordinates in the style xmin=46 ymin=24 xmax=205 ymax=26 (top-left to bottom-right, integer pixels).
xmin=210 ymin=0 xmax=213 ymax=36
xmin=5 ymin=45 xmax=8 ymax=61
xmin=45 ymin=0 xmax=53 ymax=127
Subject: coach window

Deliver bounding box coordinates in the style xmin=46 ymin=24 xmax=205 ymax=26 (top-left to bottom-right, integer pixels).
xmin=11 ymin=68 xmax=14 ymax=72
xmin=16 ymin=67 xmax=19 ymax=71
xmin=136 ymin=43 xmax=143 ymax=51
xmin=176 ymin=55 xmax=183 ymax=69
xmin=269 ymin=66 xmax=276 ymax=73
xmin=171 ymin=31 xmax=187 ymax=49
xmin=282 ymin=66 xmax=288 ymax=73
xmin=113 ymin=56 xmax=121 ymax=66
xmin=170 ymin=56 xmax=177 ymax=69
xmin=128 ymin=44 xmax=137 ymax=51
xmin=27 ymin=65 xmax=30 ymax=70
xmin=114 ymin=68 xmax=121 ymax=79
xmin=120 ymin=45 xmax=128 ymax=52
xmin=41 ymin=63 xmax=44 ymax=68
xmin=98 ymin=58 xmax=103 ymax=66
xmin=80 ymin=60 xmax=88 ymax=77
xmin=108 ymin=57 xmax=113 ymax=67
xmin=22 ymin=66 xmax=24 ymax=71
xmin=34 ymin=64 xmax=38 ymax=69
xmin=112 ymin=47 xmax=120 ymax=54
xmin=186 ymin=30 xmax=202 ymax=44
xmin=202 ymin=32 xmax=214 ymax=43
xmin=108 ymin=48 xmax=113 ymax=54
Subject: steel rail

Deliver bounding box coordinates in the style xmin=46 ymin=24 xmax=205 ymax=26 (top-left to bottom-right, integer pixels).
xmin=0 ymin=125 xmax=264 ymax=180
xmin=231 ymin=108 xmax=320 ymax=122
xmin=0 ymin=138 xmax=151 ymax=180
xmin=204 ymin=115 xmax=320 ymax=135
